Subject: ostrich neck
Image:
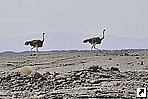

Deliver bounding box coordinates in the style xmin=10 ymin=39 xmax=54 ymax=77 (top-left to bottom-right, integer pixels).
xmin=42 ymin=34 xmax=45 ymax=42
xmin=101 ymin=30 xmax=105 ymax=40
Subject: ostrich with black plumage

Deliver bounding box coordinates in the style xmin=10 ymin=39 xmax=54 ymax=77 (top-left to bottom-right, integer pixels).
xmin=83 ymin=29 xmax=106 ymax=52
xmin=25 ymin=33 xmax=45 ymax=52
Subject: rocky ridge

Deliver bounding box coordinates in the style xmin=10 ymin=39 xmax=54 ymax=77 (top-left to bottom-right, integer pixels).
xmin=0 ymin=66 xmax=148 ymax=98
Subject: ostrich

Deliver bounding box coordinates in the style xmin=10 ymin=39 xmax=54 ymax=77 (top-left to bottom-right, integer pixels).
xmin=25 ymin=33 xmax=45 ymax=52
xmin=83 ymin=29 xmax=106 ymax=52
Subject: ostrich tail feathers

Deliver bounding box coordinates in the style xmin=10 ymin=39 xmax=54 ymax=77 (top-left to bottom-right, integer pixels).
xmin=83 ymin=39 xmax=89 ymax=43
xmin=24 ymin=41 xmax=30 ymax=45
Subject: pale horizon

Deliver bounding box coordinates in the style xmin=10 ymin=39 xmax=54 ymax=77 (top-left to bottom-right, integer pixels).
xmin=0 ymin=32 xmax=148 ymax=52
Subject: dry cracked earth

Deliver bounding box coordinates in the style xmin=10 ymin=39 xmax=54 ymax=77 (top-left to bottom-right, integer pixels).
xmin=0 ymin=49 xmax=148 ymax=98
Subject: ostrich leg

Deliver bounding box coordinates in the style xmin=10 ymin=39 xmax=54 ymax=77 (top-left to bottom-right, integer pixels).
xmin=94 ymin=46 xmax=101 ymax=53
xmin=31 ymin=46 xmax=35 ymax=51
xmin=35 ymin=44 xmax=39 ymax=52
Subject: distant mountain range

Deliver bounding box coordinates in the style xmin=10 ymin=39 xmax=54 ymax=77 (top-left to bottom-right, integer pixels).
xmin=0 ymin=50 xmax=80 ymax=55
xmin=0 ymin=32 xmax=148 ymax=52
xmin=0 ymin=51 xmax=36 ymax=55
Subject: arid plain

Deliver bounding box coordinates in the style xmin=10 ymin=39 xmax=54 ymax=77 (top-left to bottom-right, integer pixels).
xmin=0 ymin=49 xmax=148 ymax=98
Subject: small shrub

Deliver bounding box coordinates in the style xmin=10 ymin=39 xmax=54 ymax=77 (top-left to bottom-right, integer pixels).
xmin=21 ymin=66 xmax=33 ymax=76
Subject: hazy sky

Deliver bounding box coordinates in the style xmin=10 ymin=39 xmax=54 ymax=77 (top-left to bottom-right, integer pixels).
xmin=0 ymin=0 xmax=148 ymax=38
xmin=0 ymin=0 xmax=148 ymax=52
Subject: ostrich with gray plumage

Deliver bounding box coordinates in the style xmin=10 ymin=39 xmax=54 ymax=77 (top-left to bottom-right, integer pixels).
xmin=83 ymin=29 xmax=106 ymax=52
xmin=25 ymin=33 xmax=45 ymax=52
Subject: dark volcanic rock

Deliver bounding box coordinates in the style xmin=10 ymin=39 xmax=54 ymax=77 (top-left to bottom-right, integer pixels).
xmin=33 ymin=72 xmax=47 ymax=81
xmin=0 ymin=66 xmax=147 ymax=98
xmin=110 ymin=67 xmax=120 ymax=72
xmin=89 ymin=66 xmax=100 ymax=72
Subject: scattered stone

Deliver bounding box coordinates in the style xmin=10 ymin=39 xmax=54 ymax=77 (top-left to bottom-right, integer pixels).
xmin=33 ymin=72 xmax=47 ymax=80
xmin=109 ymin=58 xmax=112 ymax=60
xmin=141 ymin=61 xmax=144 ymax=65
xmin=99 ymin=74 xmax=112 ymax=78
xmin=90 ymin=79 xmax=108 ymax=84
xmin=89 ymin=66 xmax=99 ymax=72
xmin=124 ymin=53 xmax=129 ymax=56
xmin=136 ymin=57 xmax=139 ymax=59
xmin=116 ymin=64 xmax=119 ymax=66
xmin=30 ymin=54 xmax=36 ymax=56
xmin=127 ymin=62 xmax=132 ymax=65
xmin=110 ymin=67 xmax=120 ymax=72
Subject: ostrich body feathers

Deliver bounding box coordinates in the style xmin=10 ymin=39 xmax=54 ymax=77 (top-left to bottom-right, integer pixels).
xmin=25 ymin=40 xmax=43 ymax=47
xmin=83 ymin=37 xmax=101 ymax=44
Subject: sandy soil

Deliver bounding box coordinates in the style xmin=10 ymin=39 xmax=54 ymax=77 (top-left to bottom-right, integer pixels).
xmin=0 ymin=49 xmax=148 ymax=98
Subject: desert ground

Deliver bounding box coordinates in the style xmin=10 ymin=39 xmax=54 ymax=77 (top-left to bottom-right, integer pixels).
xmin=0 ymin=49 xmax=148 ymax=98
